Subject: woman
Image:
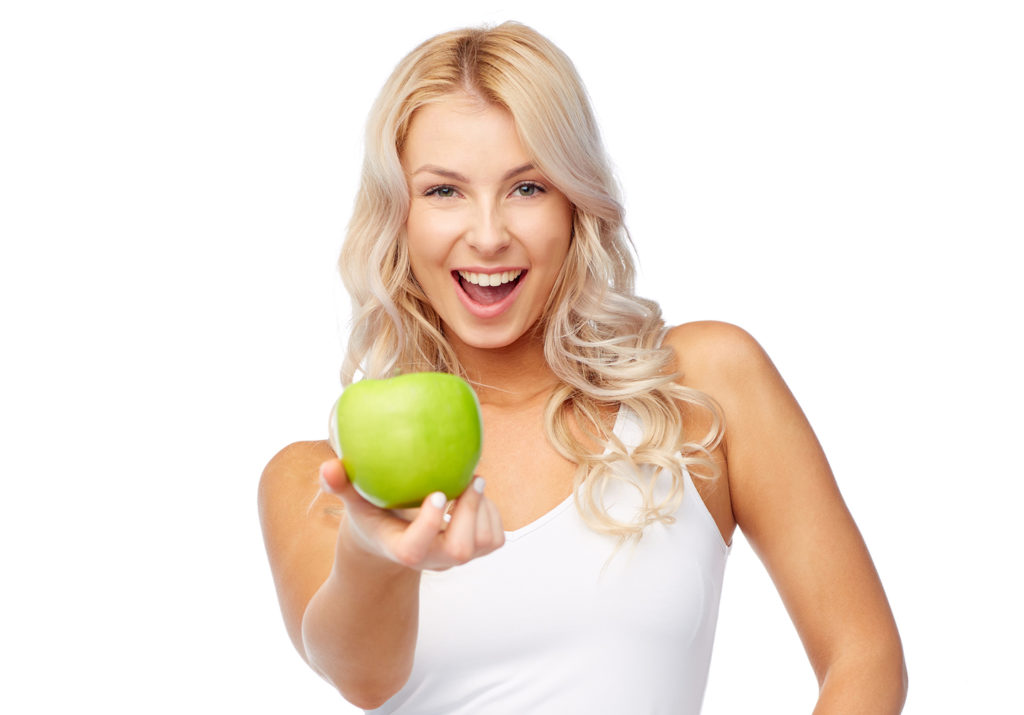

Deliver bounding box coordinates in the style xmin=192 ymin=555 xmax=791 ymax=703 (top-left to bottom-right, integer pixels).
xmin=259 ymin=21 xmax=907 ymax=713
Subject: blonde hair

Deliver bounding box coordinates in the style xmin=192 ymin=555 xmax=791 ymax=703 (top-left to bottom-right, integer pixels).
xmin=339 ymin=21 xmax=722 ymax=541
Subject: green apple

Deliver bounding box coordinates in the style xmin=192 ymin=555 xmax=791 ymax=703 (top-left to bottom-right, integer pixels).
xmin=327 ymin=372 xmax=483 ymax=509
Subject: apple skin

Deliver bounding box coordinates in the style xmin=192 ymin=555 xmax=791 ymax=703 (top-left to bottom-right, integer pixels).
xmin=328 ymin=372 xmax=483 ymax=509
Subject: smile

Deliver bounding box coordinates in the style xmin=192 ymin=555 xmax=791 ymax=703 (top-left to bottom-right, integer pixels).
xmin=452 ymin=269 xmax=527 ymax=318
xmin=457 ymin=269 xmax=523 ymax=287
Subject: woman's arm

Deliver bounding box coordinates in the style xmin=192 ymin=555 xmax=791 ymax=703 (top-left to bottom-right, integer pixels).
xmin=258 ymin=441 xmax=503 ymax=709
xmin=667 ymin=321 xmax=908 ymax=712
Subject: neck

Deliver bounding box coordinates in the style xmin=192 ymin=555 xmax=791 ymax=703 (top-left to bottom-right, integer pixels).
xmin=448 ymin=326 xmax=559 ymax=408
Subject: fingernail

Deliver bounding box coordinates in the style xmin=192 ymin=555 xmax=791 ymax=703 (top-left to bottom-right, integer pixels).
xmin=429 ymin=492 xmax=446 ymax=509
xmin=473 ymin=477 xmax=485 ymax=494
xmin=319 ymin=474 xmax=331 ymax=493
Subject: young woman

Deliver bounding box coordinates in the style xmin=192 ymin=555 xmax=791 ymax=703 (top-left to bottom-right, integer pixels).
xmin=259 ymin=22 xmax=907 ymax=714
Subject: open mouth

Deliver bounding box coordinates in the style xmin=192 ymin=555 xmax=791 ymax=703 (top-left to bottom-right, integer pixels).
xmin=454 ymin=269 xmax=525 ymax=306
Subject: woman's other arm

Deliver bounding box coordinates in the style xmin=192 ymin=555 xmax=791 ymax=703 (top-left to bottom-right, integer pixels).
xmin=258 ymin=441 xmax=503 ymax=709
xmin=667 ymin=322 xmax=908 ymax=713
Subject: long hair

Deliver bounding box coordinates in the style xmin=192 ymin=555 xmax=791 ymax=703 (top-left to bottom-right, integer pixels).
xmin=339 ymin=22 xmax=722 ymax=540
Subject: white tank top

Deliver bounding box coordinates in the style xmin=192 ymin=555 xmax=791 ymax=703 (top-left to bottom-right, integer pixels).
xmin=368 ymin=405 xmax=730 ymax=714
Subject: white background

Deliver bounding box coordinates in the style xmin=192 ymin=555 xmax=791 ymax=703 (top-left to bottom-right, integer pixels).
xmin=2 ymin=1 xmax=1021 ymax=712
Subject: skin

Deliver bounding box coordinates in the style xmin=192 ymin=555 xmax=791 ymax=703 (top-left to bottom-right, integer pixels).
xmin=258 ymin=93 xmax=907 ymax=711
xmin=404 ymin=94 xmax=575 ymax=354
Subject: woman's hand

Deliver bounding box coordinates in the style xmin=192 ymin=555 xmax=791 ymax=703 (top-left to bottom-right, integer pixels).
xmin=319 ymin=458 xmax=505 ymax=571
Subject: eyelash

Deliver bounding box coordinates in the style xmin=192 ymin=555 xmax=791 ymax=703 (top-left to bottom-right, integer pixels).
xmin=424 ymin=184 xmax=459 ymax=199
xmin=513 ymin=181 xmax=546 ymax=197
xmin=422 ymin=181 xmax=547 ymax=199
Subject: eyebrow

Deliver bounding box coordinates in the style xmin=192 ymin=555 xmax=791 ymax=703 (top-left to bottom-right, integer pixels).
xmin=411 ymin=163 xmax=536 ymax=183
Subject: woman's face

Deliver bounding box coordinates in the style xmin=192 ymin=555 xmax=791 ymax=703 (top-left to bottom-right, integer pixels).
xmin=401 ymin=93 xmax=574 ymax=352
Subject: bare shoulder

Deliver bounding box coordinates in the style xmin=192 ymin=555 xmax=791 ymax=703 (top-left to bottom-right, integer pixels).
xmin=662 ymin=320 xmax=801 ymax=465
xmin=659 ymin=321 xmax=770 ymax=545
xmin=258 ymin=440 xmax=342 ymax=658
xmin=662 ymin=320 xmax=774 ymax=387
xmin=259 ymin=440 xmax=340 ymax=534
xmin=259 ymin=441 xmax=337 ymax=508
xmin=258 ymin=439 xmax=342 ymax=552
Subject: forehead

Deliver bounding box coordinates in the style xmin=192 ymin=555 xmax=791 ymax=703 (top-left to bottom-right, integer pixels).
xmin=401 ymin=93 xmax=531 ymax=170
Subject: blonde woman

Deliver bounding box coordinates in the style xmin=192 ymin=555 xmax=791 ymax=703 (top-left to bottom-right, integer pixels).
xmin=259 ymin=22 xmax=907 ymax=714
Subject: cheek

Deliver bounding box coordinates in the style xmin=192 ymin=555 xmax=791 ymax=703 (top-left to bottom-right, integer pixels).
xmin=508 ymin=205 xmax=573 ymax=264
xmin=406 ymin=209 xmax=460 ymax=274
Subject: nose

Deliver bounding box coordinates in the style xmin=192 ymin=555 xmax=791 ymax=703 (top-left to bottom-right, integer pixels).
xmin=464 ymin=204 xmax=510 ymax=256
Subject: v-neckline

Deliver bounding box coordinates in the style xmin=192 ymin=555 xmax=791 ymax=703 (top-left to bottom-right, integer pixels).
xmin=502 ymin=403 xmax=627 ymax=542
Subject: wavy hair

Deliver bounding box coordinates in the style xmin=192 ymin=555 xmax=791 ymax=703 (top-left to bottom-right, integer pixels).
xmin=339 ymin=21 xmax=722 ymax=541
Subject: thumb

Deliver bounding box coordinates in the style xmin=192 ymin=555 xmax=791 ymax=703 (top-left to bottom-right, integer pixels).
xmin=319 ymin=459 xmax=353 ymax=497
xmin=392 ymin=492 xmax=448 ymax=566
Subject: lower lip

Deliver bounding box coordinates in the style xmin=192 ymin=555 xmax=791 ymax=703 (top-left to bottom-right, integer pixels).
xmin=452 ymin=272 xmax=527 ymax=319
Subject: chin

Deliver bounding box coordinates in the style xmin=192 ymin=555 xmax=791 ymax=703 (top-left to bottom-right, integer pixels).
xmin=446 ymin=318 xmax=542 ymax=352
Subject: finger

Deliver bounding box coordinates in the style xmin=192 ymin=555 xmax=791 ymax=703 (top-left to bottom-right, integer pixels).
xmin=319 ymin=459 xmax=349 ymax=495
xmin=474 ymin=492 xmax=503 ymax=552
xmin=445 ymin=477 xmax=486 ymax=563
xmin=321 ymin=463 xmax=423 ymax=553
xmin=391 ymin=492 xmax=448 ymax=567
xmin=484 ymin=496 xmax=506 ymax=551
xmin=320 ymin=461 xmax=381 ymax=523
xmin=475 ymin=493 xmax=492 ymax=542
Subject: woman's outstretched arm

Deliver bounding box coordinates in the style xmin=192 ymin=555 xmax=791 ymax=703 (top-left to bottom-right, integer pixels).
xmin=258 ymin=441 xmax=503 ymax=709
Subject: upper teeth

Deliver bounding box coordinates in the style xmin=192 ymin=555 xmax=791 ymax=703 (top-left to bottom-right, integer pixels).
xmin=458 ymin=269 xmax=522 ymax=286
